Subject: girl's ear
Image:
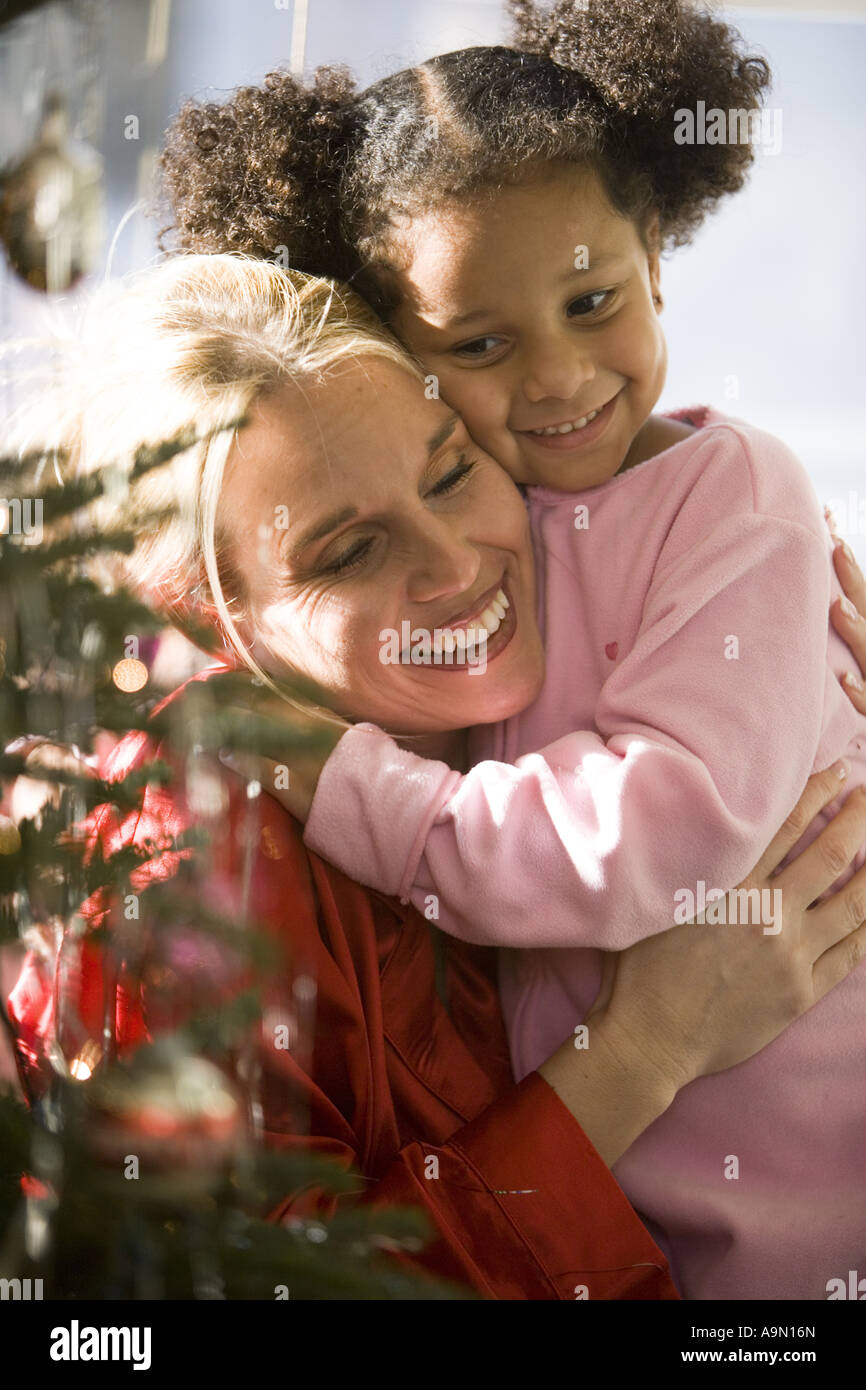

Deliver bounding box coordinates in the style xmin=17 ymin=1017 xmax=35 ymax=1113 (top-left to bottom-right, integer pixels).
xmin=644 ymin=211 xmax=662 ymax=311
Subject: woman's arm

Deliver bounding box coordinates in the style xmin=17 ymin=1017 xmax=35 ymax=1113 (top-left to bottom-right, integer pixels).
xmin=4 ymin=739 xmax=677 ymax=1301
xmin=7 ymin=739 xmax=866 ymax=1297
xmin=275 ymin=762 xmax=866 ymax=1298
xmin=539 ymin=762 xmax=866 ymax=1165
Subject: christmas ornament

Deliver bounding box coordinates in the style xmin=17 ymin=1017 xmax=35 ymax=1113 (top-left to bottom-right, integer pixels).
xmin=111 ymin=657 xmax=148 ymax=692
xmin=0 ymin=91 xmax=104 ymax=292
xmin=84 ymin=1039 xmax=245 ymax=1201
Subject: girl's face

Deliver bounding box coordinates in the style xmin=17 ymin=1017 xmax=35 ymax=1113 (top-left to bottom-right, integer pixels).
xmin=389 ymin=163 xmax=668 ymax=492
xmin=220 ymin=357 xmax=545 ymax=735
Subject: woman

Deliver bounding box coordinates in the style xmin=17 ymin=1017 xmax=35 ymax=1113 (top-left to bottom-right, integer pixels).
xmin=9 ymin=254 xmax=866 ymax=1300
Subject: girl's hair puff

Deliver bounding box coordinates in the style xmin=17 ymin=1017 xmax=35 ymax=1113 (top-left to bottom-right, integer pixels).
xmin=158 ymin=0 xmax=772 ymax=316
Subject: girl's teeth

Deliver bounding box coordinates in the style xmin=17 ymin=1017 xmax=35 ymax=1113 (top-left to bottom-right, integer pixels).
xmin=531 ymin=408 xmax=600 ymax=437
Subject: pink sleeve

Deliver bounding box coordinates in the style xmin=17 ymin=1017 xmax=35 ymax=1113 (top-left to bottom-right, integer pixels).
xmin=304 ymin=429 xmax=834 ymax=948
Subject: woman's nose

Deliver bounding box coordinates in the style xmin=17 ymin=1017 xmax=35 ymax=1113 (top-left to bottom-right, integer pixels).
xmin=406 ymin=516 xmax=481 ymax=605
xmin=521 ymin=338 xmax=595 ymax=405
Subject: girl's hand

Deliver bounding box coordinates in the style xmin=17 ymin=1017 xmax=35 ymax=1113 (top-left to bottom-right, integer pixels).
xmin=586 ymin=762 xmax=866 ymax=1094
xmin=826 ymin=507 xmax=866 ymax=715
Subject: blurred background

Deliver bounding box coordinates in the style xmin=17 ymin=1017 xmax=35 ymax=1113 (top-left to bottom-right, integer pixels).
xmin=5 ymin=4 xmax=860 ymax=1292
xmin=0 ymin=0 xmax=863 ymax=1159
xmin=1 ymin=0 xmax=863 ymax=553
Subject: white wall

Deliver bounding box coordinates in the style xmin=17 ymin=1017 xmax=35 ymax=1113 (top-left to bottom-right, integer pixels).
xmin=657 ymin=8 xmax=866 ymax=564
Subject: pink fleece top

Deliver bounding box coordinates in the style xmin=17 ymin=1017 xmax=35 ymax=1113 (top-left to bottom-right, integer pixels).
xmin=304 ymin=406 xmax=866 ymax=1299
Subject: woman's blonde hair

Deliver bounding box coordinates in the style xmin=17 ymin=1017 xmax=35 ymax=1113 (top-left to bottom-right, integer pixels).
xmin=10 ymin=252 xmax=424 ymax=699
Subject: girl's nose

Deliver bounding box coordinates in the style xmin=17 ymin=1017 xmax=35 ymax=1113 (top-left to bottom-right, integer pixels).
xmin=522 ymin=339 xmax=595 ymax=405
xmin=406 ymin=515 xmax=481 ymax=605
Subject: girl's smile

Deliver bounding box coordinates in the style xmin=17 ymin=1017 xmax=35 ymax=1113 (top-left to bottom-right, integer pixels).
xmin=514 ymin=386 xmax=623 ymax=456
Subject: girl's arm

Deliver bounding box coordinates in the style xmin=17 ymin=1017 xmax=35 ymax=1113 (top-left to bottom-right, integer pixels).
xmin=297 ymin=429 xmax=859 ymax=949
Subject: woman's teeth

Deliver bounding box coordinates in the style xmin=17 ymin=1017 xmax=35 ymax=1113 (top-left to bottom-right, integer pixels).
xmin=431 ymin=588 xmax=509 ymax=656
xmin=530 ymin=408 xmax=601 ymax=437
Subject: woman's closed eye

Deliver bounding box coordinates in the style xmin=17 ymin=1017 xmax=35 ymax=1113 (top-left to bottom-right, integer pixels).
xmin=326 ymin=537 xmax=374 ymax=575
xmin=321 ymin=456 xmax=478 ymax=576
xmin=429 ymin=454 xmax=476 ymax=496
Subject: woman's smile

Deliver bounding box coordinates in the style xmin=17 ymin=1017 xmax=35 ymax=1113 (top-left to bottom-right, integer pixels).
xmin=392 ymin=579 xmax=516 ymax=672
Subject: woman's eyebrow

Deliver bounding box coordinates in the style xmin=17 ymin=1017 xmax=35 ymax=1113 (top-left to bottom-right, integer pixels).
xmin=294 ymin=506 xmax=358 ymax=552
xmin=288 ymin=414 xmax=460 ymax=557
xmin=427 ymin=412 xmax=460 ymax=456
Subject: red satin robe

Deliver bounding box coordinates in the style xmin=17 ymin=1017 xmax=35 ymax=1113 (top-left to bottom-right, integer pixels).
xmin=7 ymin=668 xmax=678 ymax=1300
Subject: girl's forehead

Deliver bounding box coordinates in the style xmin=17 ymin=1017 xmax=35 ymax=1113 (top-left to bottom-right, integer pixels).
xmin=406 ymin=169 xmax=635 ymax=259
xmin=397 ymin=182 xmax=640 ymax=308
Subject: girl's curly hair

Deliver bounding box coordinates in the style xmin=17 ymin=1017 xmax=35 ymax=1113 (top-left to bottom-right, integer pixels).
xmin=158 ymin=0 xmax=772 ymax=316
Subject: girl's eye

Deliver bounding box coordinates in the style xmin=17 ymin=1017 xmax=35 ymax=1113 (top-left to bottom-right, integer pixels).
xmin=326 ymin=537 xmax=374 ymax=575
xmin=567 ymin=289 xmax=614 ymax=318
xmin=453 ymin=336 xmax=506 ymax=359
xmin=429 ymin=455 xmax=476 ymax=496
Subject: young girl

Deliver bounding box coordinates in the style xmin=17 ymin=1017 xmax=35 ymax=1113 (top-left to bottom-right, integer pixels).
xmin=160 ymin=1 xmax=866 ymax=1297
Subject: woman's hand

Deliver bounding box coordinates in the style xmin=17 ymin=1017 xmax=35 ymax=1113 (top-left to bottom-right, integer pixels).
xmin=539 ymin=763 xmax=866 ymax=1165
xmin=215 ymin=679 xmax=349 ymax=822
xmin=827 ymin=510 xmax=866 ymax=715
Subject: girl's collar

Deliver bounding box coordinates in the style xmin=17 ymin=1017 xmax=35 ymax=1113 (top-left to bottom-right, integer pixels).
xmin=526 ymin=404 xmax=721 ymax=504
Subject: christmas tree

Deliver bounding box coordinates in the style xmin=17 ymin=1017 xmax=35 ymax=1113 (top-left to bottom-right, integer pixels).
xmin=0 ymin=429 xmax=459 ymax=1300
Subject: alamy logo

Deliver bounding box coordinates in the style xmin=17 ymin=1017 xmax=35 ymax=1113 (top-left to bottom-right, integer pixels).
xmin=0 ymin=1277 xmax=43 ymax=1299
xmin=49 ymin=1320 xmax=152 ymax=1370
xmin=826 ymin=1270 xmax=866 ymax=1299
xmin=674 ymin=103 xmax=782 ymax=155
xmin=0 ymin=497 xmax=43 ymax=544
xmin=379 ymin=620 xmax=489 ymax=675
xmin=824 ymin=491 xmax=866 ymax=538
xmin=673 ymin=880 xmax=783 ymax=934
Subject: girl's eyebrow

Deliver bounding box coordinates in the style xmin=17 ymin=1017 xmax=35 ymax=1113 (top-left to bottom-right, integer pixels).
xmin=569 ymin=252 xmax=623 ymax=274
xmin=446 ymin=306 xmax=497 ymax=329
xmin=443 ymin=256 xmax=626 ymax=329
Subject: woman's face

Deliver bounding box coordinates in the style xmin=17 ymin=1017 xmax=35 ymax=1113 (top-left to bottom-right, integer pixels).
xmin=220 ymin=357 xmax=545 ymax=734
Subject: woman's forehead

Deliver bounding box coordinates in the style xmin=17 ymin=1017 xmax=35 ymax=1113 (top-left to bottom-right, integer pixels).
xmin=224 ymin=361 xmax=456 ymax=511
